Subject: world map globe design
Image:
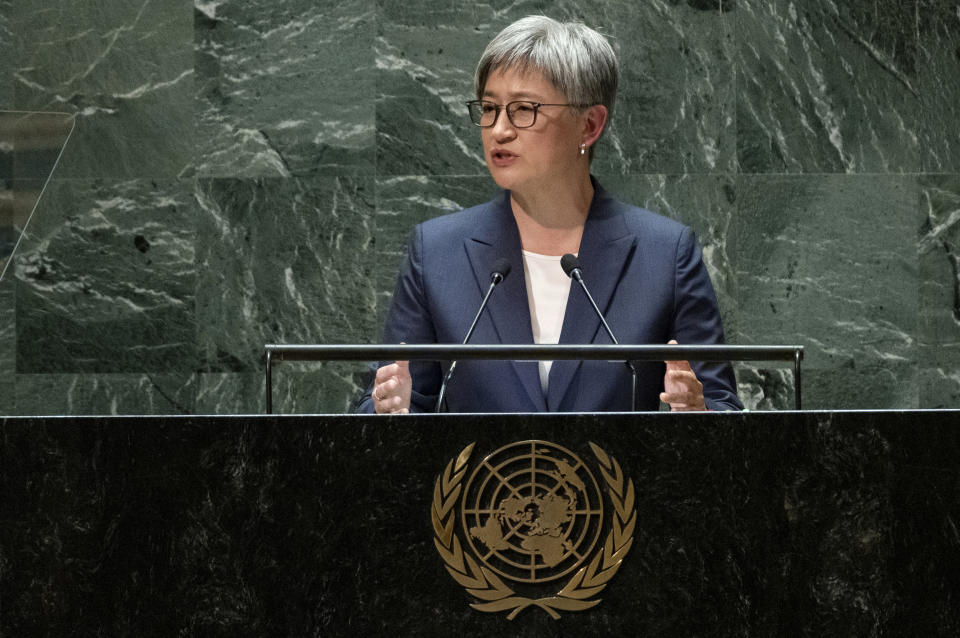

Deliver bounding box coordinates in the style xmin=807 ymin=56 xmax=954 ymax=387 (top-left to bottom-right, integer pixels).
xmin=461 ymin=440 xmax=604 ymax=583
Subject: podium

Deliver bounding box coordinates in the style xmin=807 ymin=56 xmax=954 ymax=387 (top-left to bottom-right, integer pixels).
xmin=2 ymin=410 xmax=958 ymax=635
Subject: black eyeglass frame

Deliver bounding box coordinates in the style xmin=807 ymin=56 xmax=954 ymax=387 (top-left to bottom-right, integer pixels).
xmin=465 ymin=99 xmax=592 ymax=128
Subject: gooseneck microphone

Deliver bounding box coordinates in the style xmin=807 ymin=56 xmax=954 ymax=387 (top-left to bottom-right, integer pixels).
xmin=561 ymin=254 xmax=638 ymax=411
xmin=435 ymin=258 xmax=512 ymax=412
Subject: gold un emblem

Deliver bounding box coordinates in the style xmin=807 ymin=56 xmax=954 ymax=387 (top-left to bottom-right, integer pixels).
xmin=431 ymin=440 xmax=637 ymax=619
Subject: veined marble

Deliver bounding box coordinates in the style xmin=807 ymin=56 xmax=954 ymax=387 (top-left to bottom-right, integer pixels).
xmin=734 ymin=364 xmax=796 ymax=411
xmin=14 ymin=372 xmax=196 ymax=415
xmin=194 ymin=0 xmax=375 ymax=177
xmin=731 ymin=174 xmax=918 ymax=409
xmin=194 ymin=176 xmax=377 ymax=373
xmin=15 ymin=178 xmax=197 ymax=373
xmin=0 ymin=181 xmax=15 ymax=281
xmin=0 ymin=278 xmax=13 ymax=413
xmin=12 ymin=0 xmax=194 ymax=178
xmin=1 ymin=113 xmax=76 ymax=282
xmin=919 ymin=174 xmax=960 ymax=407
xmin=0 ymin=1 xmax=12 ymax=109
xmin=917 ymin=0 xmax=960 ymax=171
xmin=736 ymin=0 xmax=925 ymax=173
xmin=197 ymin=366 xmax=368 ymax=415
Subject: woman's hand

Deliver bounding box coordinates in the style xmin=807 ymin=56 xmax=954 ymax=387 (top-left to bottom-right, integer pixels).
xmin=660 ymin=339 xmax=707 ymax=411
xmin=373 ymin=360 xmax=412 ymax=414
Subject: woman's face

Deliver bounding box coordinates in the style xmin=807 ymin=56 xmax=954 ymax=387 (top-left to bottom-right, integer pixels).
xmin=480 ymin=67 xmax=588 ymax=195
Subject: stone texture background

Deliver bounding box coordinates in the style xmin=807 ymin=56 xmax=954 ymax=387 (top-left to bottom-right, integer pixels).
xmin=1 ymin=0 xmax=958 ymax=415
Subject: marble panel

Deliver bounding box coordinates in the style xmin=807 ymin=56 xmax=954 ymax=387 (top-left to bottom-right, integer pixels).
xmin=11 ymin=112 xmax=76 ymax=184
xmin=195 ymin=177 xmax=377 ymax=375
xmin=918 ymin=368 xmax=960 ymax=410
xmin=194 ymin=0 xmax=374 ymax=177
xmin=2 ymin=112 xmax=77 ymax=283
xmin=0 ymin=179 xmax=16 ymax=279
xmin=919 ymin=175 xmax=960 ymax=408
xmin=917 ymin=0 xmax=960 ymax=171
xmin=373 ymin=175 xmax=497 ymax=327
xmin=375 ymin=96 xmax=487 ymax=176
xmin=0 ymin=122 xmax=10 ymax=182
xmin=0 ymin=277 xmax=13 ymax=414
xmin=0 ymin=0 xmax=10 ymax=109
xmin=13 ymin=373 xmax=195 ymax=415
xmin=736 ymin=0 xmax=924 ymax=173
xmin=15 ymin=179 xmax=197 ymax=373
xmin=13 ymin=0 xmax=194 ymax=178
xmin=197 ymin=366 xmax=369 ymax=415
xmin=2 ymin=179 xmax=50 ymax=291
xmin=376 ymin=1 xmax=735 ymax=176
xmin=734 ymin=365 xmax=795 ymax=411
xmin=730 ymin=175 xmax=918 ymax=409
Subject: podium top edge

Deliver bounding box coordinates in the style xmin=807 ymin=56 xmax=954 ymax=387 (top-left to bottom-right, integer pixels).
xmin=263 ymin=343 xmax=804 ymax=363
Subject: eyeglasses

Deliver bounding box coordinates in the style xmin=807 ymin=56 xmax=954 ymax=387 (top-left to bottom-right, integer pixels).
xmin=465 ymin=100 xmax=590 ymax=128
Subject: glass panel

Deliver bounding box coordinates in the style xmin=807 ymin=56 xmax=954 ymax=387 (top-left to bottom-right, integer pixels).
xmin=0 ymin=111 xmax=75 ymax=282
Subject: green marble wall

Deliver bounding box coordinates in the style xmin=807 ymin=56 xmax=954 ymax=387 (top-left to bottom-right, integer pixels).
xmin=1 ymin=0 xmax=957 ymax=415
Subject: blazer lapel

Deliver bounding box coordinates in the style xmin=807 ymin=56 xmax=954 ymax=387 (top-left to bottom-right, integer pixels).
xmin=463 ymin=192 xmax=546 ymax=411
xmin=546 ymin=184 xmax=636 ymax=410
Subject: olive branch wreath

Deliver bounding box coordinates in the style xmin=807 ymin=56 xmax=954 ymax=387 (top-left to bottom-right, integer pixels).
xmin=431 ymin=442 xmax=636 ymax=620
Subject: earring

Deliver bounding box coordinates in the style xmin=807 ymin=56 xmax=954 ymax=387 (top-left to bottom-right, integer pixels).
xmin=579 ymin=143 xmax=586 ymax=156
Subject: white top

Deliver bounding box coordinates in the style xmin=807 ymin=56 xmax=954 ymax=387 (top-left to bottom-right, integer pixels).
xmin=521 ymin=250 xmax=573 ymax=395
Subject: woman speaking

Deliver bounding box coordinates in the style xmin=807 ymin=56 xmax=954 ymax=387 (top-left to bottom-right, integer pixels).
xmin=358 ymin=16 xmax=741 ymax=413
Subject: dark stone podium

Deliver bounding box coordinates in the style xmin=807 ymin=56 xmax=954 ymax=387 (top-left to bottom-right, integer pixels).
xmin=2 ymin=411 xmax=958 ymax=636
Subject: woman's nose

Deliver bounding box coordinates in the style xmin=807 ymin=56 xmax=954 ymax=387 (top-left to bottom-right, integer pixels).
xmin=491 ymin=108 xmax=517 ymax=141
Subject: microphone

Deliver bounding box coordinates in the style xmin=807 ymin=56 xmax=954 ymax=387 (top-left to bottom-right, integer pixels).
xmin=560 ymin=253 xmax=583 ymax=282
xmin=561 ymin=254 xmax=638 ymax=411
xmin=435 ymin=258 xmax=512 ymax=412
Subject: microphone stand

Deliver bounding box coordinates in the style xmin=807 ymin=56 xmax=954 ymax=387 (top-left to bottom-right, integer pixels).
xmin=564 ymin=257 xmax=638 ymax=412
xmin=435 ymin=268 xmax=507 ymax=412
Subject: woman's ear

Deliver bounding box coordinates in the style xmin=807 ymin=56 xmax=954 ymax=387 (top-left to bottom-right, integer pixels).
xmin=581 ymin=104 xmax=609 ymax=147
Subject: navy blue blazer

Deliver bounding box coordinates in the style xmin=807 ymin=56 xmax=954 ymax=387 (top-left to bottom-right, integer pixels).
xmin=357 ymin=181 xmax=741 ymax=413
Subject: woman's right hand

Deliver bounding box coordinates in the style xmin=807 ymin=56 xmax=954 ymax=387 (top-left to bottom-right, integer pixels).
xmin=373 ymin=360 xmax=412 ymax=414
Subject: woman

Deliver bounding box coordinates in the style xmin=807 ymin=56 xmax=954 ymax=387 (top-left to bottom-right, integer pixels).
xmin=358 ymin=16 xmax=741 ymax=414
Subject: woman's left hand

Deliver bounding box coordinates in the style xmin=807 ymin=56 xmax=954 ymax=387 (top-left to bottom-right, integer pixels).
xmin=660 ymin=339 xmax=707 ymax=411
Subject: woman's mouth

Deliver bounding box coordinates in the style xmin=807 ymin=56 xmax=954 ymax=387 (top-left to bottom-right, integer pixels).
xmin=490 ymin=149 xmax=517 ymax=166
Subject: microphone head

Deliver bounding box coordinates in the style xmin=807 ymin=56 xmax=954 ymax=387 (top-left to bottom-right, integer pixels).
xmin=560 ymin=253 xmax=581 ymax=278
xmin=490 ymin=257 xmax=512 ymax=283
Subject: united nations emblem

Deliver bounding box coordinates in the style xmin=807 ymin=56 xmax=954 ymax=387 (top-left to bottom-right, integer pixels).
xmin=431 ymin=440 xmax=636 ymax=619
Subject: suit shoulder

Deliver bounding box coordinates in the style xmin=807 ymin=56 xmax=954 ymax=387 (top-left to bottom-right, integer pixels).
xmin=415 ymin=198 xmax=499 ymax=242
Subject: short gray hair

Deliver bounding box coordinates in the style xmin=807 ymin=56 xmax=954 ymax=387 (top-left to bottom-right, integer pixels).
xmin=474 ymin=16 xmax=619 ymax=118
